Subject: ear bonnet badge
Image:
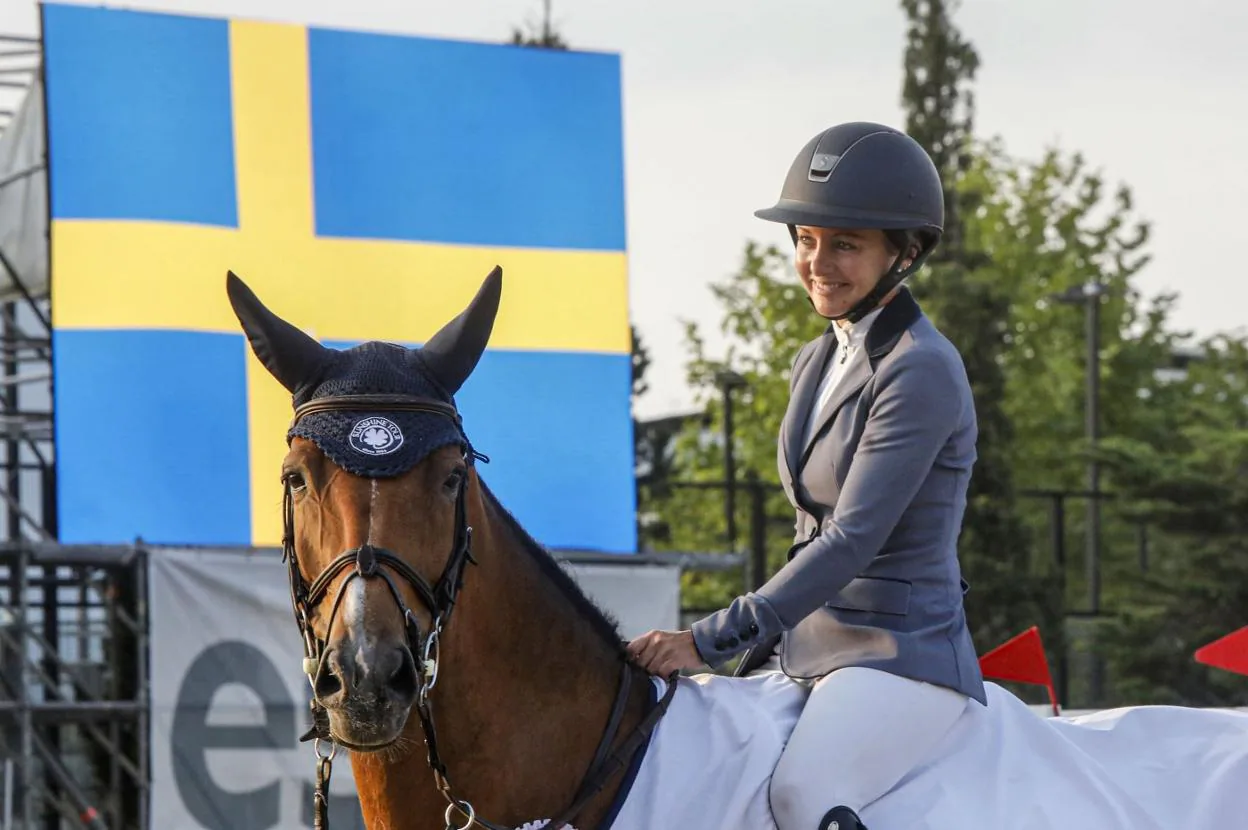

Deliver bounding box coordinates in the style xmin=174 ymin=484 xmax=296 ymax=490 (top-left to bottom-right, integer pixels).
xmin=348 ymin=416 xmax=405 ymax=456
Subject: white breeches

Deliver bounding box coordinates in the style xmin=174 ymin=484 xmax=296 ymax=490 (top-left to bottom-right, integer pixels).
xmin=764 ymin=665 xmax=969 ymax=829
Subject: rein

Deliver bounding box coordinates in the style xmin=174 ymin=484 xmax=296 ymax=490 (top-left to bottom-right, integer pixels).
xmin=280 ymin=393 xmax=676 ymax=830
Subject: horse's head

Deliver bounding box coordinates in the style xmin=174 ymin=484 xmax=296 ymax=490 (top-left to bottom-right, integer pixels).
xmin=226 ymin=266 xmax=501 ymax=751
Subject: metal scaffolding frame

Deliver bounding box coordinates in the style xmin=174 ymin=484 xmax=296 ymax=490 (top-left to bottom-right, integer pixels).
xmin=1 ymin=544 xmax=149 ymax=830
xmin=0 ymin=30 xmax=150 ymax=830
xmin=0 ymin=31 xmax=50 ymax=541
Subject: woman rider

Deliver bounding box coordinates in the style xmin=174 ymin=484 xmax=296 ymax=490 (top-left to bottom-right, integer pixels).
xmin=627 ymin=121 xmax=986 ymax=830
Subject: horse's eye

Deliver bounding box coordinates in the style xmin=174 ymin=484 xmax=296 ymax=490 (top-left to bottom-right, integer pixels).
xmin=284 ymin=471 xmax=308 ymax=492
xmin=443 ymin=468 xmax=465 ymax=492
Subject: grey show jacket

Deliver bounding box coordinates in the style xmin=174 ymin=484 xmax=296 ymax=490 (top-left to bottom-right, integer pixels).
xmin=690 ymin=288 xmax=987 ymax=706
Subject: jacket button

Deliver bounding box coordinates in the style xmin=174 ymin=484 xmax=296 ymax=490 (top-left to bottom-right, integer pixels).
xmin=749 ymin=623 xmax=760 ymax=635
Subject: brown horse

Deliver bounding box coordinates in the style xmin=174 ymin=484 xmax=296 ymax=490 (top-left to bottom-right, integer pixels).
xmin=225 ymin=266 xmax=676 ymax=830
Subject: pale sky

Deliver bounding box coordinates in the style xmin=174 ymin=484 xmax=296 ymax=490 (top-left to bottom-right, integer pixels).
xmin=3 ymin=0 xmax=1245 ymax=420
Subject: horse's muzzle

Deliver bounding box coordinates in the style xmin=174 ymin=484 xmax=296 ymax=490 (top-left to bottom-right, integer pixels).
xmin=314 ymin=641 xmax=420 ymax=713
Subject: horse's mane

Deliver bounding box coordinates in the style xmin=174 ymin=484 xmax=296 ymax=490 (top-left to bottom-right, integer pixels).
xmin=477 ymin=478 xmax=628 ymax=660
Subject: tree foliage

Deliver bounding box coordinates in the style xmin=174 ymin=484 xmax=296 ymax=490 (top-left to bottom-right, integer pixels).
xmin=1094 ymin=334 xmax=1248 ymax=705
xmin=963 ymin=143 xmax=1174 ymax=490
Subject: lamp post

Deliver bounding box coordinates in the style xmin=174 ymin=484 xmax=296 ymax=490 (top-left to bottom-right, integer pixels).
xmin=714 ymin=369 xmax=749 ymax=554
xmin=1051 ymin=279 xmax=1107 ymax=701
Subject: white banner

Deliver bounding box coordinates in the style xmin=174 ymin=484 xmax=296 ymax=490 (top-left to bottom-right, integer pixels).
xmin=554 ymin=560 xmax=681 ymax=641
xmin=149 ymin=548 xmax=366 ymax=830
xmin=149 ymin=547 xmax=679 ymax=830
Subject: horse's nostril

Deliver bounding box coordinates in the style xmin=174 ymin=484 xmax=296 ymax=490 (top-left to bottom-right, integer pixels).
xmin=313 ymin=650 xmax=348 ymax=701
xmin=387 ymin=647 xmax=419 ymax=702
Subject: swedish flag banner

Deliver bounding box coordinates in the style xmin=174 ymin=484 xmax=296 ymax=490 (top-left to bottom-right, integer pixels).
xmin=43 ymin=3 xmax=636 ymax=552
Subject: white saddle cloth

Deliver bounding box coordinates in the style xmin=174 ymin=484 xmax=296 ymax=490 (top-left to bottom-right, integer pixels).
xmin=605 ymin=671 xmax=1248 ymax=830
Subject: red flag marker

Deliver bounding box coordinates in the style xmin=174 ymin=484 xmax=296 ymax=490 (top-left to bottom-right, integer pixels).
xmin=1194 ymin=626 xmax=1248 ymax=677
xmin=979 ymin=625 xmax=1060 ymax=716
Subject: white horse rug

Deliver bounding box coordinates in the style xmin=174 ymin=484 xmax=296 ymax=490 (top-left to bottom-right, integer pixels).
xmin=595 ymin=671 xmax=1248 ymax=830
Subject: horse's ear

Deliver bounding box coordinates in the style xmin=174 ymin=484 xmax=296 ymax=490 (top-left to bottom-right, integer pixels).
xmin=413 ymin=265 xmax=502 ymax=395
xmin=226 ymin=271 xmax=330 ymax=394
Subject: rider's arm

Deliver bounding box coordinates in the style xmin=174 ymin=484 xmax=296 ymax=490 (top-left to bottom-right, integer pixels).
xmin=690 ymin=345 xmax=966 ymax=667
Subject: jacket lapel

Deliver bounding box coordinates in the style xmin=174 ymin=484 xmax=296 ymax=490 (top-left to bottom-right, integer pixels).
xmin=797 ymin=353 xmax=871 ymax=472
xmin=781 ymin=332 xmax=836 ymax=482
xmin=794 ymin=288 xmax=923 ymax=475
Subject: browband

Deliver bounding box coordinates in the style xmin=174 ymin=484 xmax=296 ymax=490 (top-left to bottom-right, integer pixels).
xmin=290 ymin=393 xmax=462 ymax=430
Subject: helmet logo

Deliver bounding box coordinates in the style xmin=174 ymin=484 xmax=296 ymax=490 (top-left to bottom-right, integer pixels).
xmin=808 ymin=153 xmax=840 ymax=182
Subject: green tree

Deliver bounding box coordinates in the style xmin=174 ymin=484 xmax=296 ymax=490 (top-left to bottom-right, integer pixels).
xmin=1095 ymin=333 xmax=1248 ymax=706
xmin=961 ymin=143 xmax=1171 ymax=493
xmin=961 ymin=142 xmax=1184 ymax=632
xmin=899 ymin=0 xmax=978 ymax=257
xmin=631 ymin=324 xmax=651 ymax=400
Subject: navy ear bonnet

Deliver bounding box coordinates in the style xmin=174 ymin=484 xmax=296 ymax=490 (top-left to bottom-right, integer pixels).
xmin=226 ymin=266 xmax=502 ymax=480
xmin=289 ymin=342 xmax=469 ymax=478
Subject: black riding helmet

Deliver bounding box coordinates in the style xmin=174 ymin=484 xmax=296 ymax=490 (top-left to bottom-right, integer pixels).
xmin=755 ymin=122 xmax=945 ymax=323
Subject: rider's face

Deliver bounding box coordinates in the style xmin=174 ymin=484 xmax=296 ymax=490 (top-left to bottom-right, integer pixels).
xmin=793 ymin=226 xmax=908 ymax=322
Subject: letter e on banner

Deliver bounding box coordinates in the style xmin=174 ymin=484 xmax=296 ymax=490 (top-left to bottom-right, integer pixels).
xmin=172 ymin=641 xmax=294 ymax=830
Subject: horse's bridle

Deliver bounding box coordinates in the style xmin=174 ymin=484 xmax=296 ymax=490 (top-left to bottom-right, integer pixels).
xmin=281 ymin=393 xmax=676 ymax=830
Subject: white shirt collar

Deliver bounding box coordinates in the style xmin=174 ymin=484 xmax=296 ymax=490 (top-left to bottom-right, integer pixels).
xmin=832 ymin=305 xmax=884 ymax=352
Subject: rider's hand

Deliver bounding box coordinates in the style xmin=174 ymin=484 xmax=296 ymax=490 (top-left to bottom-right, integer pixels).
xmin=626 ymin=629 xmax=704 ymax=677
